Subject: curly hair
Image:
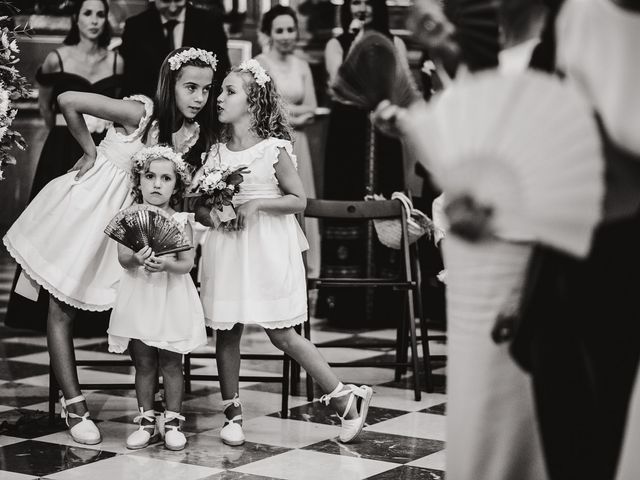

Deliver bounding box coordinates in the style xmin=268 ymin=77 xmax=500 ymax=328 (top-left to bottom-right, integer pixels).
xmin=220 ymin=67 xmax=293 ymax=142
xmin=130 ymin=156 xmax=189 ymax=208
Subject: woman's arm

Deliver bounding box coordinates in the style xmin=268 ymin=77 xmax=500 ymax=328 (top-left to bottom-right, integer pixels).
xmin=324 ymin=38 xmax=343 ymax=86
xmin=231 ymin=147 xmax=306 ymax=230
xmin=288 ymin=60 xmax=318 ymax=121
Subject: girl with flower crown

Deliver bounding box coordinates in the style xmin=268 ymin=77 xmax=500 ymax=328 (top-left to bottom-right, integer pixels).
xmin=195 ymin=59 xmax=373 ymax=447
xmin=108 ymin=145 xmax=206 ymax=451
xmin=2 ymin=46 xmax=217 ymax=446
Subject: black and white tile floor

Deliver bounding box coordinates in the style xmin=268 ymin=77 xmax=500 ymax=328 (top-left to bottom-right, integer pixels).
xmin=0 ymin=251 xmax=448 ymax=480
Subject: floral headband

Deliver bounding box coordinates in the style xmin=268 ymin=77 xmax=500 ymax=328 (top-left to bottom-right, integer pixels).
xmin=238 ymin=59 xmax=271 ymax=88
xmin=168 ymin=48 xmax=218 ymax=72
xmin=132 ymin=145 xmax=192 ymax=186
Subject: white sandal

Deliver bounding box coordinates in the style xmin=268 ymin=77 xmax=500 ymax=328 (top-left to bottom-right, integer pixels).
xmin=220 ymin=394 xmax=245 ymax=446
xmin=126 ymin=407 xmax=161 ymax=450
xmin=320 ymin=382 xmax=373 ymax=443
xmin=60 ymin=394 xmax=101 ymax=445
xmin=163 ymin=411 xmax=187 ymax=451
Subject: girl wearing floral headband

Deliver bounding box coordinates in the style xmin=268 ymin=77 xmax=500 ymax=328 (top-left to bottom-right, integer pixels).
xmin=195 ymin=62 xmax=373 ymax=447
xmin=107 ymin=145 xmax=206 ymax=452
xmin=2 ymin=47 xmax=215 ymax=446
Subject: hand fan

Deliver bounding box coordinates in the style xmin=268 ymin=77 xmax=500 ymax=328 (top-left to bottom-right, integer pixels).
xmin=444 ymin=0 xmax=501 ymax=72
xmin=331 ymin=30 xmax=420 ymax=110
xmin=420 ymin=69 xmax=604 ymax=258
xmin=104 ymin=204 xmax=192 ymax=256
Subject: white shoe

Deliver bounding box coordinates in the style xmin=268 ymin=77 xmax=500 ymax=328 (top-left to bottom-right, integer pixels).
xmin=220 ymin=394 xmax=245 ymax=446
xmin=163 ymin=411 xmax=187 ymax=451
xmin=126 ymin=407 xmax=161 ymax=450
xmin=320 ymin=383 xmax=373 ymax=443
xmin=60 ymin=394 xmax=102 ymax=445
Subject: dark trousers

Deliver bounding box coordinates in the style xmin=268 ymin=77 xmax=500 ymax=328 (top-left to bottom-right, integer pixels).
xmin=514 ymin=212 xmax=640 ymax=480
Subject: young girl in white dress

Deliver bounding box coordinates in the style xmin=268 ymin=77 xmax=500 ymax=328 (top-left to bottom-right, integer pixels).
xmin=2 ymin=47 xmax=217 ymax=446
xmin=196 ymin=60 xmax=373 ymax=447
xmin=108 ymin=145 xmax=206 ymax=451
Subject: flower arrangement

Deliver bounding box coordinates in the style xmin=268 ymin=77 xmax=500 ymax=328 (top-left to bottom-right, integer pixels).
xmin=238 ymin=59 xmax=270 ymax=88
xmin=0 ymin=11 xmax=30 ymax=181
xmin=189 ymin=159 xmax=249 ymax=227
xmin=168 ymin=48 xmax=218 ymax=72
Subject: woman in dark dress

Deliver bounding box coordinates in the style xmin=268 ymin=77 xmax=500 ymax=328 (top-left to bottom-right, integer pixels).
xmin=320 ymin=0 xmax=410 ymax=327
xmin=5 ymin=0 xmax=123 ymax=335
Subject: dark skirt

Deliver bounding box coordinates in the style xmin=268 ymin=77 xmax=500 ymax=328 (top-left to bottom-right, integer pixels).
xmin=319 ymin=102 xmax=405 ymax=328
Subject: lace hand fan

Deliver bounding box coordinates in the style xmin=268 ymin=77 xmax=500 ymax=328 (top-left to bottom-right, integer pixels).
xmin=105 ymin=204 xmax=192 ymax=256
xmin=420 ymin=70 xmax=604 ymax=258
xmin=331 ymin=31 xmax=420 ymax=110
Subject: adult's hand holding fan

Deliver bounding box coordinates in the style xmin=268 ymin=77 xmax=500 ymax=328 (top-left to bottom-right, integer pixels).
xmin=419 ymin=70 xmax=605 ymax=258
xmin=331 ymin=31 xmax=420 ymax=110
xmin=105 ymin=204 xmax=192 ymax=256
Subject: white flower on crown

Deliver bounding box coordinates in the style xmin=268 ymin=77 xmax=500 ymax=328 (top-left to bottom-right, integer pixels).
xmin=238 ymin=59 xmax=271 ymax=88
xmin=132 ymin=145 xmax=192 ymax=186
xmin=168 ymin=48 xmax=218 ymax=72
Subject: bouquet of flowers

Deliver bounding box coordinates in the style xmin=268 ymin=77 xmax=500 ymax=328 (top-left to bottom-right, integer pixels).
xmin=189 ymin=162 xmax=249 ymax=228
xmin=0 ymin=10 xmax=30 ymax=181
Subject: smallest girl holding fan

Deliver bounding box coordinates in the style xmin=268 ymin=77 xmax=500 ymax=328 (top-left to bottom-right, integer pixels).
xmin=195 ymin=59 xmax=373 ymax=448
xmin=107 ymin=145 xmax=207 ymax=451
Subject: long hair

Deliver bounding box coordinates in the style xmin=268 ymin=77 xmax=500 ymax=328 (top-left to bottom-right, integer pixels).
xmin=142 ymin=47 xmax=219 ymax=152
xmin=220 ymin=67 xmax=293 ymax=142
xmin=63 ymin=0 xmax=112 ymax=47
xmin=340 ymin=0 xmax=391 ymax=38
xmin=261 ymin=5 xmax=299 ymax=36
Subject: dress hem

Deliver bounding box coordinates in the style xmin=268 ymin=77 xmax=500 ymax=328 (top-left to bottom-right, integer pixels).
xmin=3 ymin=236 xmax=112 ymax=312
xmin=207 ymin=315 xmax=306 ymax=331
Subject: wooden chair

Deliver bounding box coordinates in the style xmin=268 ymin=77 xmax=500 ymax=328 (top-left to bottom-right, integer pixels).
xmin=300 ymin=198 xmax=438 ymax=401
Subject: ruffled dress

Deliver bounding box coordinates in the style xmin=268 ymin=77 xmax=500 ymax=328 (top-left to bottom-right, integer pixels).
xmin=107 ymin=212 xmax=207 ymax=354
xmin=2 ymin=95 xmax=200 ymax=312
xmin=199 ymin=138 xmax=309 ymax=330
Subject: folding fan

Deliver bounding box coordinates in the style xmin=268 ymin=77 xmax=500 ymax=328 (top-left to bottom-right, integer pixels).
xmin=419 ymin=70 xmax=604 ymax=258
xmin=104 ymin=204 xmax=192 ymax=256
xmin=331 ymin=31 xmax=420 ymax=110
xmin=444 ymin=0 xmax=501 ymax=72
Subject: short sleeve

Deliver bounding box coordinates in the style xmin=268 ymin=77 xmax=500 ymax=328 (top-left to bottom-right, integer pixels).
xmin=172 ymin=212 xmax=195 ymax=236
xmin=121 ymin=94 xmax=154 ymax=141
xmin=267 ymin=138 xmax=297 ymax=184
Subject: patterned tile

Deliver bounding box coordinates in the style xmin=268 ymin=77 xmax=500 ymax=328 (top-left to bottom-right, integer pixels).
xmin=365 ymin=412 xmax=446 ymax=442
xmin=0 ymin=408 xmax=68 ymax=439
xmin=303 ymin=430 xmax=444 ymax=464
xmin=45 ymin=454 xmax=223 ymax=479
xmin=0 ymin=361 xmax=50 ymax=381
xmin=232 ymin=449 xmax=397 ymax=480
xmin=421 ymin=403 xmax=446 ymax=416
xmin=365 ymin=465 xmax=445 ymax=479
xmin=0 ymin=382 xmax=50 ymax=408
xmin=407 ymin=450 xmax=446 ymax=472
xmin=270 ymin=402 xmax=408 ymax=427
xmin=130 ymin=436 xmax=291 ymax=470
xmin=0 ymin=439 xmax=115 ymax=477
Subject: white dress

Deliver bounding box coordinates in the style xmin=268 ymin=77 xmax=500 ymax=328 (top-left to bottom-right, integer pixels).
xmin=107 ymin=212 xmax=207 ymax=355
xmin=199 ymin=138 xmax=309 ymax=330
xmin=2 ymin=95 xmax=200 ymax=311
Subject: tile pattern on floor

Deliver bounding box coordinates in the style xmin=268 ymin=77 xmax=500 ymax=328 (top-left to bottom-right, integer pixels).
xmin=0 ymin=248 xmax=447 ymax=479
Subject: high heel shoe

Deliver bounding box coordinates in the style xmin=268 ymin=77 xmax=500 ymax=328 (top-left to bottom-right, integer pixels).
xmin=60 ymin=394 xmax=101 ymax=445
xmin=320 ymin=382 xmax=373 ymax=443
xmin=220 ymin=394 xmax=245 ymax=446
xmin=126 ymin=407 xmax=161 ymax=450
xmin=163 ymin=411 xmax=187 ymax=451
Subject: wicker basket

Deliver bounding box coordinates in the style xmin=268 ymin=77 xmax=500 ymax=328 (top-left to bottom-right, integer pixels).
xmin=367 ymin=192 xmax=433 ymax=250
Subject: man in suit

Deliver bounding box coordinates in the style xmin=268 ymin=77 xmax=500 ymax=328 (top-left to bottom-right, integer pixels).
xmin=120 ymin=0 xmax=231 ymax=98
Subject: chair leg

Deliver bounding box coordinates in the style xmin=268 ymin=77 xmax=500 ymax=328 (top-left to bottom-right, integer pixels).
xmin=282 ymin=354 xmax=290 ymax=419
xmin=407 ymin=290 xmax=422 ymax=401
xmin=184 ymin=353 xmax=192 ymax=394
xmin=303 ymin=319 xmax=314 ymax=401
xmin=411 ymin=244 xmax=435 ymax=393
xmin=395 ymin=300 xmax=409 ymax=381
xmin=48 ymin=366 xmax=58 ymax=424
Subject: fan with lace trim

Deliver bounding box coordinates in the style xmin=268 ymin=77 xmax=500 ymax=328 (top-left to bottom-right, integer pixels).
xmin=331 ymin=31 xmax=420 ymax=110
xmin=419 ymin=70 xmax=604 ymax=258
xmin=104 ymin=204 xmax=191 ymax=256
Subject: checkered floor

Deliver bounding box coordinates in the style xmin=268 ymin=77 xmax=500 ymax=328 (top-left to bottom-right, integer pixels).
xmin=0 ymin=249 xmax=448 ymax=480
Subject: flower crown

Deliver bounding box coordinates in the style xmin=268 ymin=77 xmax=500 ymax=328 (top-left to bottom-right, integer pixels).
xmin=132 ymin=145 xmax=191 ymax=186
xmin=168 ymin=48 xmax=218 ymax=71
xmin=238 ymin=59 xmax=271 ymax=88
